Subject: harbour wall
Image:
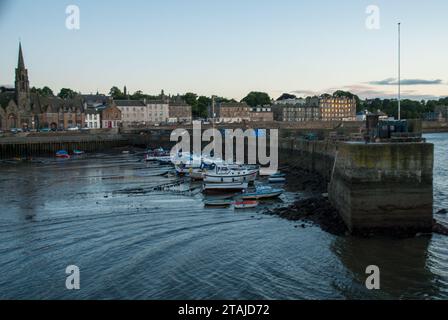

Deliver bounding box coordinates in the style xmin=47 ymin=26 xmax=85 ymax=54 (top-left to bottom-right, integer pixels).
xmin=0 ymin=134 xmax=129 ymax=159
xmin=279 ymin=137 xmax=434 ymax=234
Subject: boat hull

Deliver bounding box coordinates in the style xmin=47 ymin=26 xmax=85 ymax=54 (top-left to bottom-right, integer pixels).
xmin=204 ymin=171 xmax=258 ymax=183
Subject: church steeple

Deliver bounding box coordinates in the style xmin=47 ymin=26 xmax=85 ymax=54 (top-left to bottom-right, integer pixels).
xmin=18 ymin=42 xmax=25 ymax=69
xmin=15 ymin=41 xmax=30 ymax=108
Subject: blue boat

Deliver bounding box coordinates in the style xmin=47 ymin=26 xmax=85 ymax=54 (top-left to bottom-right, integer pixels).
xmin=241 ymin=186 xmax=284 ymax=200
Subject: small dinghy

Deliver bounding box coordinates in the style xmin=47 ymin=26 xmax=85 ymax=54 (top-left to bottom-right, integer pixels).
xmin=73 ymin=150 xmax=85 ymax=156
xmin=268 ymin=172 xmax=286 ymax=183
xmin=234 ymin=200 xmax=258 ymax=209
xmin=204 ymin=199 xmax=233 ymax=208
xmin=56 ymin=150 xmax=70 ymax=159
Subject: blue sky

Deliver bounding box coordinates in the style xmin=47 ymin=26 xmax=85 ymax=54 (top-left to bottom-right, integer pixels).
xmin=0 ymin=0 xmax=447 ymax=100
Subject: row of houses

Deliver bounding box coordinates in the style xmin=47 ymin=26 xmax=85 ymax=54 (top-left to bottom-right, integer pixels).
xmin=84 ymin=95 xmax=192 ymax=129
xmin=208 ymin=96 xmax=357 ymax=123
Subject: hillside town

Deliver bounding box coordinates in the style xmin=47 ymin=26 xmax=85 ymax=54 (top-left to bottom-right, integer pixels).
xmin=0 ymin=43 xmax=447 ymax=133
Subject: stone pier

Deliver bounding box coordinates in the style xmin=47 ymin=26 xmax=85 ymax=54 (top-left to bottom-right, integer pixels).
xmin=280 ymin=138 xmax=434 ymax=234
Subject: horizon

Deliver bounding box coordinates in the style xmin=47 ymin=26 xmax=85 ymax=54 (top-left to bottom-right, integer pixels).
xmin=0 ymin=0 xmax=447 ymax=101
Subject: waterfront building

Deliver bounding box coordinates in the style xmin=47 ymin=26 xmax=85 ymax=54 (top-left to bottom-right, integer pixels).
xmin=85 ymin=108 xmax=102 ymax=129
xmin=272 ymin=97 xmax=320 ymax=122
xmin=146 ymin=100 xmax=169 ymax=124
xmin=0 ymin=43 xmax=85 ymax=130
xmin=115 ymin=100 xmax=148 ymax=126
xmin=101 ymin=105 xmax=121 ymax=129
xmin=168 ymin=98 xmax=192 ymax=124
xmin=211 ymin=102 xmax=251 ymax=123
xmin=249 ymin=106 xmax=274 ymax=122
xmin=319 ymin=96 xmax=356 ymax=121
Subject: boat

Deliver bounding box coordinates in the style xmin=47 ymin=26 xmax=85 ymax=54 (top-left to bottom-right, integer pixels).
xmin=268 ymin=172 xmax=286 ymax=183
xmin=144 ymin=148 xmax=171 ymax=162
xmin=234 ymin=200 xmax=259 ymax=209
xmin=204 ymin=165 xmax=259 ymax=183
xmin=56 ymin=150 xmax=70 ymax=159
xmin=204 ymin=199 xmax=233 ymax=208
xmin=202 ymin=182 xmax=248 ymax=194
xmin=241 ymin=187 xmax=284 ymax=200
xmin=73 ymin=150 xmax=85 ymax=156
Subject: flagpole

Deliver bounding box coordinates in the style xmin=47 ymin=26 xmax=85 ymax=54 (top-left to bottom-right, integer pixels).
xmin=398 ymin=22 xmax=401 ymax=120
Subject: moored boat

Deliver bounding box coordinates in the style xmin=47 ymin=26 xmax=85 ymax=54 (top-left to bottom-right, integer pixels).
xmin=204 ymin=199 xmax=233 ymax=208
xmin=204 ymin=165 xmax=258 ymax=183
xmin=56 ymin=150 xmax=70 ymax=159
xmin=202 ymin=182 xmax=248 ymax=194
xmin=234 ymin=200 xmax=258 ymax=209
xmin=73 ymin=150 xmax=85 ymax=156
xmin=241 ymin=186 xmax=284 ymax=200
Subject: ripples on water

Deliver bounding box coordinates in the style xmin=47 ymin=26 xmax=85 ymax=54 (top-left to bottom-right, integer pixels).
xmin=0 ymin=134 xmax=447 ymax=300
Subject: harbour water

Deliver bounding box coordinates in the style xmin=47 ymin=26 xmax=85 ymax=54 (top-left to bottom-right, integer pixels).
xmin=0 ymin=133 xmax=447 ymax=300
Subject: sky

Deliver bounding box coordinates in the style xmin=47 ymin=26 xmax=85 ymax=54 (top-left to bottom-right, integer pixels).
xmin=0 ymin=0 xmax=447 ymax=101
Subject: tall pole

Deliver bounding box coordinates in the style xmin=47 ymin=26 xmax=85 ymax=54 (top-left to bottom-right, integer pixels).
xmin=398 ymin=22 xmax=401 ymax=120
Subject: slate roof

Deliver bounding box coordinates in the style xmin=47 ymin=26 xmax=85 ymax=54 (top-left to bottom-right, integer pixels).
xmin=114 ymin=100 xmax=146 ymax=107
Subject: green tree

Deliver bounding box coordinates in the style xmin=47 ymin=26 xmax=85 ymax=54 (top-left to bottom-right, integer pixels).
xmin=58 ymin=88 xmax=77 ymax=99
xmin=241 ymin=91 xmax=271 ymax=107
xmin=197 ymin=96 xmax=212 ymax=118
xmin=31 ymin=86 xmax=54 ymax=97
xmin=131 ymin=90 xmax=145 ymax=100
xmin=109 ymin=86 xmax=124 ymax=99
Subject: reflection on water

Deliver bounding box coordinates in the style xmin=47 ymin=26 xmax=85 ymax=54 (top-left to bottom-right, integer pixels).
xmin=0 ymin=133 xmax=447 ymax=299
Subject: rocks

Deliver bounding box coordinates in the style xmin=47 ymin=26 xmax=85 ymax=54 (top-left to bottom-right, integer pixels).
xmin=269 ymin=196 xmax=348 ymax=236
xmin=433 ymin=221 xmax=448 ymax=236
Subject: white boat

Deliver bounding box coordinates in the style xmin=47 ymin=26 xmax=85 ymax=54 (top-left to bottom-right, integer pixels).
xmin=204 ymin=165 xmax=259 ymax=183
xmin=202 ymin=182 xmax=248 ymax=194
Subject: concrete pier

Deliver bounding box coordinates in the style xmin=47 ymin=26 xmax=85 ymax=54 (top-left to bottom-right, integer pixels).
xmin=328 ymin=142 xmax=433 ymax=234
xmin=279 ymin=137 xmax=434 ymax=234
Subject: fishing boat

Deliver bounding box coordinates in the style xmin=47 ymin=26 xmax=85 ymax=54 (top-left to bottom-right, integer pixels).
xmin=202 ymin=182 xmax=248 ymax=194
xmin=268 ymin=172 xmax=286 ymax=183
xmin=204 ymin=199 xmax=233 ymax=208
xmin=234 ymin=200 xmax=258 ymax=209
xmin=241 ymin=186 xmax=284 ymax=200
xmin=56 ymin=150 xmax=70 ymax=159
xmin=204 ymin=165 xmax=259 ymax=183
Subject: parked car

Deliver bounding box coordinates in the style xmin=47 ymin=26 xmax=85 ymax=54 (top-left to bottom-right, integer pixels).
xmin=67 ymin=126 xmax=80 ymax=131
xmin=39 ymin=128 xmax=51 ymax=133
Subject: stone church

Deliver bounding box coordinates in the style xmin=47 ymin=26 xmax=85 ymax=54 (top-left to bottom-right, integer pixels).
xmin=0 ymin=43 xmax=85 ymax=131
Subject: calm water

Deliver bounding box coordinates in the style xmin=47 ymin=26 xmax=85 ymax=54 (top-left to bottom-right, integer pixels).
xmin=0 ymin=133 xmax=447 ymax=300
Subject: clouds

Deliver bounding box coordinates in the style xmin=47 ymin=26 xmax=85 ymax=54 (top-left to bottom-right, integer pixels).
xmin=369 ymin=78 xmax=444 ymax=86
xmin=289 ymin=83 xmax=442 ymax=101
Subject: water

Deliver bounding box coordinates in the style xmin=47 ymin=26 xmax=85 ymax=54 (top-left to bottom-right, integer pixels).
xmin=0 ymin=134 xmax=447 ymax=300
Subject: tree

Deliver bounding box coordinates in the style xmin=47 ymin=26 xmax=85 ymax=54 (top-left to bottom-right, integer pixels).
xmin=241 ymin=91 xmax=271 ymax=107
xmin=109 ymin=86 xmax=124 ymax=99
xmin=277 ymin=93 xmax=296 ymax=101
xmin=197 ymin=96 xmax=212 ymax=118
xmin=131 ymin=90 xmax=145 ymax=100
xmin=183 ymin=93 xmax=198 ymax=108
xmin=58 ymin=88 xmax=77 ymax=99
xmin=31 ymin=86 xmax=54 ymax=97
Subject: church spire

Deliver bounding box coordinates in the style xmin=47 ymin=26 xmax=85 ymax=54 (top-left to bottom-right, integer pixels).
xmin=18 ymin=42 xmax=25 ymax=69
xmin=15 ymin=41 xmax=30 ymax=108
